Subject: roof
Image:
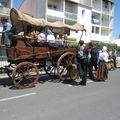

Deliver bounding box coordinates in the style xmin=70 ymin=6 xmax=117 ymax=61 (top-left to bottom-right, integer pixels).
xmin=10 ymin=8 xmax=84 ymax=32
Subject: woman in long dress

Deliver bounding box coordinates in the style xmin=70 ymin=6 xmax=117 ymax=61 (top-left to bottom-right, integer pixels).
xmin=96 ymin=46 xmax=109 ymax=81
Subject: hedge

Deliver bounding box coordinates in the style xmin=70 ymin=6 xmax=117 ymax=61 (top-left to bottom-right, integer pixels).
xmin=66 ymin=39 xmax=120 ymax=53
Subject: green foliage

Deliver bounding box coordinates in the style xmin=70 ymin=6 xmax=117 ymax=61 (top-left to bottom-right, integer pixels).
xmin=65 ymin=38 xmax=79 ymax=48
xmin=91 ymin=41 xmax=120 ymax=52
xmin=65 ymin=39 xmax=120 ymax=52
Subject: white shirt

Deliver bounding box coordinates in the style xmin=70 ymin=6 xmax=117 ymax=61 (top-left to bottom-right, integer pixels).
xmin=98 ymin=51 xmax=109 ymax=62
xmin=47 ymin=34 xmax=55 ymax=43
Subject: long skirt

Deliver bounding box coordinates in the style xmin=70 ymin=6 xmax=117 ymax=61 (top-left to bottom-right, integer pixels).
xmin=96 ymin=61 xmax=108 ymax=81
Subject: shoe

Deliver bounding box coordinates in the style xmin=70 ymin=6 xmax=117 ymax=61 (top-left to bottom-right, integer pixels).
xmin=89 ymin=76 xmax=94 ymax=80
xmin=79 ymin=81 xmax=86 ymax=86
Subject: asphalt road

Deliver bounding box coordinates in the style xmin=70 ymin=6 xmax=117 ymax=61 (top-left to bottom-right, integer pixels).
xmin=0 ymin=68 xmax=120 ymax=120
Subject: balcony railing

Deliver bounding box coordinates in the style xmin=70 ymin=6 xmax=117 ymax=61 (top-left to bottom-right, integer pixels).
xmin=65 ymin=11 xmax=77 ymax=21
xmin=0 ymin=7 xmax=10 ymax=14
xmin=102 ymin=8 xmax=109 ymax=15
xmin=109 ymin=8 xmax=114 ymax=16
xmin=109 ymin=19 xmax=113 ymax=28
xmin=102 ymin=21 xmax=109 ymax=27
xmin=47 ymin=9 xmax=64 ymax=18
xmin=92 ymin=3 xmax=101 ymax=11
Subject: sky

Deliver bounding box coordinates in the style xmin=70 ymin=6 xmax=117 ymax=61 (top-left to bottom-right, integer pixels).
xmin=113 ymin=0 xmax=120 ymax=39
xmin=13 ymin=0 xmax=23 ymax=9
xmin=13 ymin=0 xmax=120 ymax=40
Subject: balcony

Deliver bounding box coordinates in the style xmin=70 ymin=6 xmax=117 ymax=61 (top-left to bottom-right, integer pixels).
xmin=101 ymin=28 xmax=109 ymax=36
xmin=92 ymin=12 xmax=100 ymax=25
xmin=109 ymin=19 xmax=113 ymax=28
xmin=102 ymin=8 xmax=109 ymax=15
xmin=108 ymin=0 xmax=114 ymax=3
xmin=47 ymin=9 xmax=64 ymax=18
xmin=101 ymin=15 xmax=109 ymax=27
xmin=65 ymin=11 xmax=77 ymax=21
xmin=109 ymin=8 xmax=114 ymax=16
xmin=0 ymin=7 xmax=10 ymax=15
xmin=102 ymin=21 xmax=109 ymax=27
xmin=92 ymin=18 xmax=100 ymax=25
xmin=92 ymin=0 xmax=101 ymax=11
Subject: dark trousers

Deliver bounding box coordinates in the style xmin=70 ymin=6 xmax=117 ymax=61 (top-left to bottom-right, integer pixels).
xmin=89 ymin=60 xmax=97 ymax=78
xmin=77 ymin=58 xmax=88 ymax=84
xmin=1 ymin=32 xmax=10 ymax=45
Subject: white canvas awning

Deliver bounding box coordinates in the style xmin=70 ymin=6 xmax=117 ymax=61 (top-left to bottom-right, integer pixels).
xmin=10 ymin=8 xmax=84 ymax=32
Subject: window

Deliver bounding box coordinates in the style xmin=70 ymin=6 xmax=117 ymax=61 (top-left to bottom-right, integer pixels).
xmin=0 ymin=2 xmax=7 ymax=7
xmin=92 ymin=26 xmax=100 ymax=34
xmin=95 ymin=27 xmax=99 ymax=34
xmin=92 ymin=26 xmax=94 ymax=33
xmin=48 ymin=4 xmax=52 ymax=9
xmin=48 ymin=4 xmax=57 ymax=10
xmin=82 ymin=9 xmax=85 ymax=16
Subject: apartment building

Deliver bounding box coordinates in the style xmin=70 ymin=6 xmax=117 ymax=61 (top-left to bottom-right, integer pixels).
xmin=0 ymin=0 xmax=13 ymax=32
xmin=0 ymin=0 xmax=12 ymax=56
xmin=91 ymin=0 xmax=114 ymax=43
xmin=20 ymin=0 xmax=92 ymax=43
xmin=20 ymin=0 xmax=114 ymax=43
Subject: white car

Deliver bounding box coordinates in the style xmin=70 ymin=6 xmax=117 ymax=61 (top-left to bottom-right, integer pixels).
xmin=116 ymin=54 xmax=120 ymax=68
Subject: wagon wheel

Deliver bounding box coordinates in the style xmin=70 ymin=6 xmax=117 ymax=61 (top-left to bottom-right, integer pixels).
xmin=44 ymin=59 xmax=58 ymax=77
xmin=57 ymin=52 xmax=78 ymax=81
xmin=12 ymin=62 xmax=39 ymax=89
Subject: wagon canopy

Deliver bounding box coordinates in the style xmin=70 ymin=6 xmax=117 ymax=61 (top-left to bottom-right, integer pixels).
xmin=10 ymin=8 xmax=84 ymax=31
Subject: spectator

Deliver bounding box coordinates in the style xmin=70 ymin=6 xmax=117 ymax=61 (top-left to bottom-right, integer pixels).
xmin=1 ymin=18 xmax=12 ymax=46
xmin=96 ymin=46 xmax=109 ymax=81
xmin=88 ymin=42 xmax=99 ymax=80
xmin=112 ymin=50 xmax=117 ymax=68
xmin=77 ymin=40 xmax=88 ymax=86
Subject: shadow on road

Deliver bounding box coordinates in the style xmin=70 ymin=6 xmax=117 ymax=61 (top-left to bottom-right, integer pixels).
xmin=0 ymin=77 xmax=13 ymax=88
xmin=0 ymin=73 xmax=80 ymax=89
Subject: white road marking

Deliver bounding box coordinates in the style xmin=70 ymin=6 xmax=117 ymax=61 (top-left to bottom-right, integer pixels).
xmin=0 ymin=93 xmax=36 ymax=102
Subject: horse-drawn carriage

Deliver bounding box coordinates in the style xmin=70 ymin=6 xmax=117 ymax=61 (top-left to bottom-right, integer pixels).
xmin=0 ymin=8 xmax=84 ymax=89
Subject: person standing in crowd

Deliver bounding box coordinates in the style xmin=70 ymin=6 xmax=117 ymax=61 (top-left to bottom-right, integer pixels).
xmin=88 ymin=42 xmax=99 ymax=80
xmin=77 ymin=40 xmax=89 ymax=86
xmin=112 ymin=49 xmax=117 ymax=68
xmin=1 ymin=18 xmax=12 ymax=46
xmin=96 ymin=46 xmax=109 ymax=81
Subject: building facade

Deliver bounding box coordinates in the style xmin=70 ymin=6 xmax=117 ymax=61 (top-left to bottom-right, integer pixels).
xmin=19 ymin=0 xmax=114 ymax=43
xmin=0 ymin=0 xmax=13 ymax=32
xmin=91 ymin=0 xmax=114 ymax=43
xmin=0 ymin=0 xmax=13 ymax=42
xmin=0 ymin=0 xmax=12 ymax=56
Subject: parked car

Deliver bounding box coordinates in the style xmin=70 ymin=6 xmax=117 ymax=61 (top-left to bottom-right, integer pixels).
xmin=116 ymin=54 xmax=120 ymax=68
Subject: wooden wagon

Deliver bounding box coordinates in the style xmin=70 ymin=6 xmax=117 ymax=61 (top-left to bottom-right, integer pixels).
xmin=0 ymin=8 xmax=84 ymax=89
